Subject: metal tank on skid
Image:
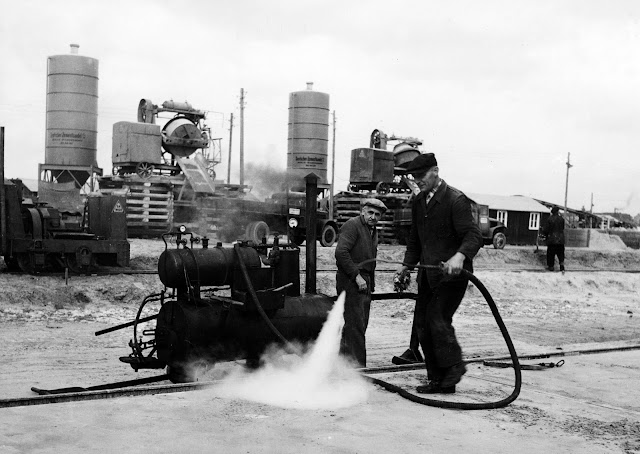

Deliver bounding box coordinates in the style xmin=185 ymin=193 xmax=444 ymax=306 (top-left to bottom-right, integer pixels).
xmin=287 ymin=82 xmax=329 ymax=190
xmin=44 ymin=43 xmax=99 ymax=187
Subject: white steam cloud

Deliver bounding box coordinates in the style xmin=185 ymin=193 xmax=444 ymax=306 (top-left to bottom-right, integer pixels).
xmin=210 ymin=292 xmax=371 ymax=409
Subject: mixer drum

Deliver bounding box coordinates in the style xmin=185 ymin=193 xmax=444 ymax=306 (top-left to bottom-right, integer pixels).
xmin=162 ymin=117 xmax=209 ymax=157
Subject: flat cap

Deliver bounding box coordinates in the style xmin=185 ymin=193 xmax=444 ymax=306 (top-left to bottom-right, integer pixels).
xmin=404 ymin=153 xmax=438 ymax=174
xmin=362 ymin=198 xmax=387 ymax=213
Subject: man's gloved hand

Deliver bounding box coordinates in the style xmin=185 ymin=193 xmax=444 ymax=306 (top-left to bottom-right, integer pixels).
xmin=394 ymin=268 xmax=411 ymax=292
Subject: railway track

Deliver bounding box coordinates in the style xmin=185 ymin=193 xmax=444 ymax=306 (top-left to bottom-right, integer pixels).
xmin=2 ymin=344 xmax=639 ymax=409
xmin=9 ymin=267 xmax=640 ymax=278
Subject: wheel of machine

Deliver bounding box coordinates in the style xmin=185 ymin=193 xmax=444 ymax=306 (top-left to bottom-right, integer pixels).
xmin=320 ymin=224 xmax=337 ymax=247
xmin=4 ymin=256 xmax=21 ymax=272
xmin=66 ymin=247 xmax=96 ymax=274
xmin=245 ymin=221 xmax=270 ymax=243
xmin=135 ymin=162 xmax=155 ymax=179
xmin=375 ymin=181 xmax=390 ymax=195
xmin=493 ymin=232 xmax=507 ymax=249
xmin=16 ymin=254 xmax=34 ymax=273
xmin=206 ymin=161 xmax=216 ymax=180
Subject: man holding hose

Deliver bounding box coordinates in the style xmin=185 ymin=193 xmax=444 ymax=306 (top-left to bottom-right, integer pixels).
xmin=396 ymin=153 xmax=483 ymax=394
xmin=335 ymin=198 xmax=388 ymax=367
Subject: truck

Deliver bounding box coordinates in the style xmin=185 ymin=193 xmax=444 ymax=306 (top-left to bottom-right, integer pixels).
xmin=393 ymin=199 xmax=508 ymax=249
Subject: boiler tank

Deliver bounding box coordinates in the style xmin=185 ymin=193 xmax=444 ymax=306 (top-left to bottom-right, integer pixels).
xmin=287 ymin=82 xmax=329 ymax=188
xmin=45 ymin=44 xmax=99 ymax=178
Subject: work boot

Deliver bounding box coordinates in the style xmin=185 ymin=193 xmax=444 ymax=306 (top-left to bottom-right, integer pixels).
xmin=547 ymin=266 xmax=554 ymax=271
xmin=560 ymin=263 xmax=565 ymax=272
xmin=440 ymin=362 xmax=467 ymax=388
xmin=392 ymin=348 xmax=424 ymax=365
xmin=416 ymin=381 xmax=455 ymax=394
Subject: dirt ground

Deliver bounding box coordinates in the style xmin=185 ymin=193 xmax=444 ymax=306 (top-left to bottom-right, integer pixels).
xmin=0 ymin=234 xmax=639 ymax=453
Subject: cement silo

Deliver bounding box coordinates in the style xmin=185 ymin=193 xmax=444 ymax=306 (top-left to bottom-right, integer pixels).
xmin=44 ymin=43 xmax=99 ymax=186
xmin=287 ymin=82 xmax=329 ymax=188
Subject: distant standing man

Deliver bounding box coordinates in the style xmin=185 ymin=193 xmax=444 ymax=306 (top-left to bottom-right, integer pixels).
xmin=335 ymin=198 xmax=388 ymax=367
xmin=542 ymin=206 xmax=565 ymax=272
xmin=395 ymin=153 xmax=483 ymax=394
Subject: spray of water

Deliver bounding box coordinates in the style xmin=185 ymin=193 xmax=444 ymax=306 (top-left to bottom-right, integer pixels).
xmin=211 ymin=292 xmax=371 ymax=409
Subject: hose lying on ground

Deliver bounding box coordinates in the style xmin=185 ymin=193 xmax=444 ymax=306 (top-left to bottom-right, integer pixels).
xmin=358 ymin=258 xmax=522 ymax=410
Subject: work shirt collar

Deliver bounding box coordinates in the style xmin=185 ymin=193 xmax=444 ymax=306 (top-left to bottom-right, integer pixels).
xmin=425 ymin=179 xmax=443 ymax=207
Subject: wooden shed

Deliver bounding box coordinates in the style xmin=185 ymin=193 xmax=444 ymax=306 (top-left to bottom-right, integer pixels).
xmin=466 ymin=193 xmax=549 ymax=246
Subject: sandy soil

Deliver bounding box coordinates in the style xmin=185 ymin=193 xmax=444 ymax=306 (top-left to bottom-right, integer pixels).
xmin=0 ymin=236 xmax=639 ymax=453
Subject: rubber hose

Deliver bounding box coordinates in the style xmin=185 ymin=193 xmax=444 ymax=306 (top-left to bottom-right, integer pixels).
xmin=233 ymin=243 xmax=300 ymax=355
xmin=358 ymin=258 xmax=522 ymax=409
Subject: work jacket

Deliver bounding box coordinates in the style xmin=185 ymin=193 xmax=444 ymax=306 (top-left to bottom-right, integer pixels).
xmin=335 ymin=215 xmax=378 ymax=291
xmin=403 ymin=180 xmax=483 ymax=285
xmin=542 ymin=214 xmax=565 ymax=245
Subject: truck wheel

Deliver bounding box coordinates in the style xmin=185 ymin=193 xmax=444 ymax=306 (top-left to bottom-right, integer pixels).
xmin=493 ymin=232 xmax=506 ymax=249
xmin=246 ymin=221 xmax=270 ymax=243
xmin=320 ymin=224 xmax=337 ymax=247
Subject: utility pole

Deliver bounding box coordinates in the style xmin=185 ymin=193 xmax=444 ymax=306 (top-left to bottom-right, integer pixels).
xmin=227 ymin=113 xmax=234 ymax=184
xmin=239 ymin=88 xmax=245 ymax=186
xmin=564 ymin=152 xmax=572 ymax=224
xmin=590 ymin=193 xmax=594 ymax=228
xmin=329 ymin=110 xmax=336 ymax=220
xmin=0 ymin=127 xmax=6 ymax=256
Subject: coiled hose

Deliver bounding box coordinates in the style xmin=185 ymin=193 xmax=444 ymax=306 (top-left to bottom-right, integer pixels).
xmin=359 ymin=258 xmax=522 ymax=410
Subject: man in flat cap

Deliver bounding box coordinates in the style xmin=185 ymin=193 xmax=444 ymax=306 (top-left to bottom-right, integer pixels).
xmin=335 ymin=197 xmax=387 ymax=366
xmin=395 ymin=153 xmax=483 ymax=393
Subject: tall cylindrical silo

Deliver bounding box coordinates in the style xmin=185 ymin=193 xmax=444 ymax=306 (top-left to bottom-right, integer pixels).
xmin=287 ymin=82 xmax=329 ymax=188
xmin=45 ymin=44 xmax=99 ymax=184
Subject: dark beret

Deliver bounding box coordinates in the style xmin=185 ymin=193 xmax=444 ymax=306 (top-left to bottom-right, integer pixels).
xmin=404 ymin=153 xmax=438 ymax=174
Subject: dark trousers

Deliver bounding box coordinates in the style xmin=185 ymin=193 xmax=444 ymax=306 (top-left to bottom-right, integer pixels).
xmin=415 ymin=272 xmax=467 ymax=381
xmin=547 ymin=244 xmax=565 ymax=269
xmin=336 ymin=271 xmax=372 ymax=367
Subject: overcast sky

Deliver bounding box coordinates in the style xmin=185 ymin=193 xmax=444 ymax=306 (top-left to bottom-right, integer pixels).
xmin=1 ymin=0 xmax=639 ymax=215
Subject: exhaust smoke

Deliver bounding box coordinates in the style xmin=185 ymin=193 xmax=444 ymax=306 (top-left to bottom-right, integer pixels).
xmin=212 ymin=292 xmax=371 ymax=409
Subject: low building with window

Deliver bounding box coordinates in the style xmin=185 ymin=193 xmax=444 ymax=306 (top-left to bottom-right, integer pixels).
xmin=466 ymin=193 xmax=549 ymax=245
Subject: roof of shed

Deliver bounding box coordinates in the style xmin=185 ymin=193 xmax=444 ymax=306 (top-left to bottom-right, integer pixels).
xmin=466 ymin=193 xmax=549 ymax=213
